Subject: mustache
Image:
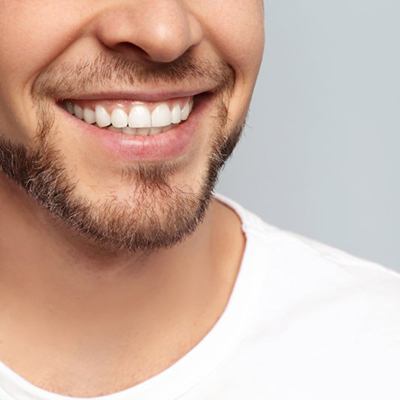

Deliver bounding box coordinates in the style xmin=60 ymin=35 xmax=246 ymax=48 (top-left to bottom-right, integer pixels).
xmin=32 ymin=52 xmax=235 ymax=100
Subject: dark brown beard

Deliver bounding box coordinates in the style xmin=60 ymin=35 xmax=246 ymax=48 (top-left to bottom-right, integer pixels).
xmin=0 ymin=54 xmax=244 ymax=254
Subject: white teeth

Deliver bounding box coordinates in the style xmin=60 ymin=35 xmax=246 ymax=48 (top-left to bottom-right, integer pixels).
xmin=74 ymin=104 xmax=83 ymax=119
xmin=64 ymin=97 xmax=195 ymax=135
xmin=171 ymin=103 xmax=181 ymax=124
xmin=111 ymin=108 xmax=128 ymax=128
xmin=83 ymin=108 xmax=96 ymax=124
xmin=95 ymin=105 xmax=111 ymax=127
xmin=151 ymin=103 xmax=172 ymax=128
xmin=128 ymin=105 xmax=152 ymax=128
xmin=122 ymin=127 xmax=137 ymax=135
xmin=181 ymin=101 xmax=190 ymax=121
xmin=121 ymin=126 xmax=172 ymax=136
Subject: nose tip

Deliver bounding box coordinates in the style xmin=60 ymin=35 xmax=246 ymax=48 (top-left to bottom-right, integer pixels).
xmin=93 ymin=2 xmax=203 ymax=63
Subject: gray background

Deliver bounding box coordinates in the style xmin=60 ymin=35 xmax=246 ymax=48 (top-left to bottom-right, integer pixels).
xmin=216 ymin=0 xmax=400 ymax=271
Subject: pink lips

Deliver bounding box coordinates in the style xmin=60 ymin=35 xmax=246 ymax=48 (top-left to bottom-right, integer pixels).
xmin=59 ymin=93 xmax=211 ymax=162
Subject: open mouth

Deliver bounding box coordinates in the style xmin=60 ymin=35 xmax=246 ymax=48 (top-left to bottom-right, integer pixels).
xmin=57 ymin=93 xmax=209 ymax=136
xmin=55 ymin=92 xmax=212 ymax=161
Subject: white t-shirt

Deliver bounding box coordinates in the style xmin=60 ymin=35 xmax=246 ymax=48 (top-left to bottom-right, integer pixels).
xmin=1 ymin=193 xmax=400 ymax=400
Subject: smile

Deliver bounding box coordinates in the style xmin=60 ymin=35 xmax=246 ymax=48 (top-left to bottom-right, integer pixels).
xmin=61 ymin=97 xmax=194 ymax=136
xmin=57 ymin=92 xmax=212 ymax=162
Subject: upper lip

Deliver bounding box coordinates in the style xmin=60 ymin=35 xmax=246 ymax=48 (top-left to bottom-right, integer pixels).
xmin=59 ymin=88 xmax=213 ymax=103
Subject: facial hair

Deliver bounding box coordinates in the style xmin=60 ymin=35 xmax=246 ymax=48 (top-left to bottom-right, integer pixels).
xmin=0 ymin=53 xmax=244 ymax=254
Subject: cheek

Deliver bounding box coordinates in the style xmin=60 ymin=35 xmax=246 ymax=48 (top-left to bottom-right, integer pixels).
xmin=0 ymin=2 xmax=84 ymax=140
xmin=0 ymin=3 xmax=73 ymax=89
xmin=224 ymin=12 xmax=264 ymax=68
xmin=194 ymin=1 xmax=264 ymax=78
xmin=191 ymin=1 xmax=264 ymax=125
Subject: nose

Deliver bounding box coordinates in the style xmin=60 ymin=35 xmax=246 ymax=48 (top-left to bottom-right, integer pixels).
xmin=92 ymin=0 xmax=203 ymax=63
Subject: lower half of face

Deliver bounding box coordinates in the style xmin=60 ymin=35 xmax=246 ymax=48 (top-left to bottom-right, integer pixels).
xmin=0 ymin=1 xmax=264 ymax=253
xmin=0 ymin=75 xmax=245 ymax=253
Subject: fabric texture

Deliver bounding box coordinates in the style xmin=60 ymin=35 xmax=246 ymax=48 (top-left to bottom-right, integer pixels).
xmin=1 ymin=192 xmax=399 ymax=400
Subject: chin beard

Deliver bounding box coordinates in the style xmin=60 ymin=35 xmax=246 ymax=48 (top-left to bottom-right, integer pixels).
xmin=0 ymin=100 xmax=244 ymax=254
xmin=0 ymin=52 xmax=244 ymax=253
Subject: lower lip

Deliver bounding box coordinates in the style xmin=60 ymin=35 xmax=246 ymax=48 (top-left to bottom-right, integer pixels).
xmin=59 ymin=94 xmax=211 ymax=162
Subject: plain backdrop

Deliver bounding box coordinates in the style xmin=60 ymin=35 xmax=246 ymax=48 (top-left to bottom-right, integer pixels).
xmin=216 ymin=0 xmax=400 ymax=271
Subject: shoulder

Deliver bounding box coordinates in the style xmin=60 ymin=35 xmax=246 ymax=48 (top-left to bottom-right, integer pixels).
xmin=215 ymin=192 xmax=400 ymax=332
xmin=214 ymin=193 xmax=400 ymax=398
xmin=248 ymin=207 xmax=400 ymax=315
xmin=224 ymin=192 xmax=400 ymax=296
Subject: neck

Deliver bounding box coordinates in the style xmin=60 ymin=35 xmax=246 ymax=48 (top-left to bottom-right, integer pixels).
xmin=0 ymin=174 xmax=244 ymax=395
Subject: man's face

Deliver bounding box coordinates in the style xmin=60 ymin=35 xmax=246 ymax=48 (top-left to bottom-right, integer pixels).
xmin=0 ymin=1 xmax=264 ymax=252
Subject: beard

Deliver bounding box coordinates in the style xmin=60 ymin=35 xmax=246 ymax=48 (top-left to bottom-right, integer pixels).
xmin=0 ymin=54 xmax=244 ymax=254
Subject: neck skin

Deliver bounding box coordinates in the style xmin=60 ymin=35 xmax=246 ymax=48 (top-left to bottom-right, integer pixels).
xmin=0 ymin=174 xmax=245 ymax=397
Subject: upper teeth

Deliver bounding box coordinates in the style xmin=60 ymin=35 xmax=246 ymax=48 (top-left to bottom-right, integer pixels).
xmin=65 ymin=99 xmax=194 ymax=130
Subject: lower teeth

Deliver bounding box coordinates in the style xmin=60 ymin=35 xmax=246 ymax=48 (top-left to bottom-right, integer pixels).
xmin=101 ymin=125 xmax=174 ymax=136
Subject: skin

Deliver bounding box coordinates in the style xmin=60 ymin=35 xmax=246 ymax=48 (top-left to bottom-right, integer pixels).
xmin=0 ymin=0 xmax=264 ymax=397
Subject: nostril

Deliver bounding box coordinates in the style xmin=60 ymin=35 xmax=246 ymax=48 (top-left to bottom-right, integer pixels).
xmin=113 ymin=41 xmax=150 ymax=59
